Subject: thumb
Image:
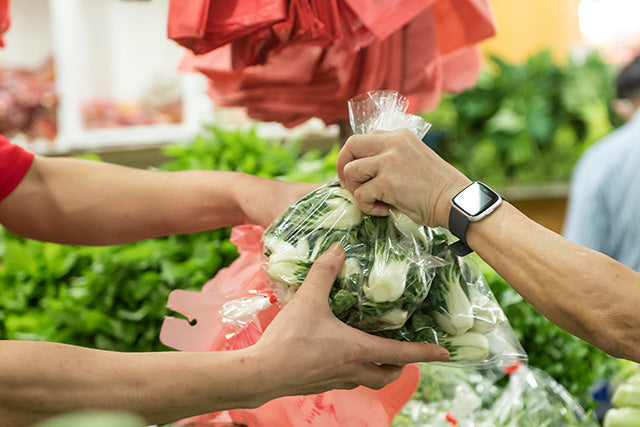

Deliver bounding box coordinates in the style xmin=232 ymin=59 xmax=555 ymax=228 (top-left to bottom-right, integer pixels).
xmin=298 ymin=243 xmax=345 ymax=300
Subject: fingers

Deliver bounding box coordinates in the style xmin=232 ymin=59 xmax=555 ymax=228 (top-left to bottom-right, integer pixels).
xmin=298 ymin=243 xmax=345 ymax=300
xmin=365 ymin=336 xmax=450 ymax=365
xmin=357 ymin=364 xmax=404 ymax=390
xmin=351 ymin=181 xmax=390 ymax=217
xmin=341 ymin=157 xmax=379 ymax=195
xmin=337 ymin=134 xmax=385 ymax=185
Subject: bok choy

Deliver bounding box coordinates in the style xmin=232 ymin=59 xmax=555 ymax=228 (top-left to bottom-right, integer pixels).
xmin=263 ymin=180 xmax=525 ymax=365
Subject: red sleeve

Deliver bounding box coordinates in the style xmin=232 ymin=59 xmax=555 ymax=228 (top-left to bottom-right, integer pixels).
xmin=0 ymin=135 xmax=34 ymax=202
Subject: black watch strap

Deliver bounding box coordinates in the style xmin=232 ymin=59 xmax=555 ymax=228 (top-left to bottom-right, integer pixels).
xmin=448 ymin=207 xmax=473 ymax=256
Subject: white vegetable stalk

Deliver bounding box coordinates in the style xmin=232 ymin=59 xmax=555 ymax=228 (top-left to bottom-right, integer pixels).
xmin=432 ymin=275 xmax=474 ymax=336
xmin=263 ymin=235 xmax=309 ymax=262
xmin=378 ymin=308 xmax=409 ymax=329
xmin=390 ymin=209 xmax=428 ymax=245
xmin=612 ymin=383 xmax=640 ymax=409
xmin=604 ymin=408 xmax=640 ymax=427
xmin=266 ymin=260 xmax=305 ymax=286
xmin=307 ymin=187 xmax=363 ymax=230
xmin=365 ymin=252 xmax=410 ymax=302
xmin=468 ymin=286 xmax=505 ymax=334
xmin=444 ymin=332 xmax=490 ymax=362
xmin=338 ymin=257 xmax=362 ymax=280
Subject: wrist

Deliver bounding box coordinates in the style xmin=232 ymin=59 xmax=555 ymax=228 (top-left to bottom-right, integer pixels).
xmin=434 ymin=179 xmax=472 ymax=228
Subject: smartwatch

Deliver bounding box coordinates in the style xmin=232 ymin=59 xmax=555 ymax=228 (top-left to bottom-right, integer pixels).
xmin=448 ymin=181 xmax=502 ymax=256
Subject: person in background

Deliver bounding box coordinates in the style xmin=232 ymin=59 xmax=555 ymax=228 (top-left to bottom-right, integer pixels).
xmin=0 ymin=137 xmax=448 ymax=426
xmin=563 ymin=54 xmax=640 ymax=272
xmin=336 ymin=127 xmax=640 ymax=364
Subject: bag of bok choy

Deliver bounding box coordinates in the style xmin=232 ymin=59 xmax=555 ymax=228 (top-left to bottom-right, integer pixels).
xmin=258 ymin=90 xmax=526 ymax=367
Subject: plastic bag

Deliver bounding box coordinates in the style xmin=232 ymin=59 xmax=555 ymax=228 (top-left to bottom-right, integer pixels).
xmin=394 ymin=362 xmax=596 ymax=426
xmin=393 ymin=363 xmax=501 ymax=427
xmin=258 ymin=90 xmax=525 ymax=367
xmin=160 ymin=224 xmax=422 ymax=427
xmin=172 ymin=0 xmax=496 ymax=127
xmin=485 ymin=363 xmax=598 ymax=426
xmin=263 ymin=180 xmax=441 ymax=332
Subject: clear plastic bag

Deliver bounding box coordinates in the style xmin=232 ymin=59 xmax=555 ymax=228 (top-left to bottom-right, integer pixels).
xmin=484 ymin=363 xmax=598 ymax=426
xmin=262 ymin=90 xmax=525 ymax=367
xmin=348 ymin=90 xmax=432 ymax=137
xmin=375 ymin=237 xmax=526 ymax=366
xmin=393 ymin=362 xmax=597 ymax=426
xmin=263 ymin=181 xmax=441 ymax=332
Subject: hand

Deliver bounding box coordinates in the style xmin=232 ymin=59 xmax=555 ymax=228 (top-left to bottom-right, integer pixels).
xmin=336 ymin=129 xmax=471 ymax=228
xmin=236 ymin=176 xmax=319 ymax=227
xmin=253 ymin=243 xmax=449 ymax=401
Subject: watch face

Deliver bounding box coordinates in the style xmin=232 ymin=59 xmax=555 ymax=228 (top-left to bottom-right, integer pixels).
xmin=452 ymin=182 xmax=501 ymax=217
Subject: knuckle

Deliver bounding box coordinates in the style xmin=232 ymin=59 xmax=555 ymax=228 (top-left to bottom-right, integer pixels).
xmin=311 ymin=256 xmax=340 ymax=276
xmin=343 ymin=161 xmax=358 ymax=178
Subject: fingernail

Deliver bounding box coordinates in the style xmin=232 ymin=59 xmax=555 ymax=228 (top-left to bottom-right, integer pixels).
xmin=329 ymin=242 xmax=344 ymax=256
xmin=437 ymin=348 xmax=450 ymax=362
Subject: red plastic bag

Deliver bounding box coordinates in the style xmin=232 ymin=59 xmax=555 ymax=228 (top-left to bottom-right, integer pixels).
xmin=168 ymin=0 xmax=287 ymax=54
xmin=172 ymin=0 xmax=496 ymax=127
xmin=0 ymin=0 xmax=10 ymax=47
xmin=160 ymin=224 xmax=421 ymax=427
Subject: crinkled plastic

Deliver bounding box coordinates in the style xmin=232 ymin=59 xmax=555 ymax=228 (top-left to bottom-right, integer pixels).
xmin=394 ymin=363 xmax=501 ymax=427
xmin=394 ymin=363 xmax=597 ymax=426
xmin=348 ymin=90 xmax=432 ymax=137
xmin=484 ymin=363 xmax=598 ymax=426
xmin=171 ymin=0 xmax=496 ymax=127
xmin=160 ymin=224 xmax=421 ymax=427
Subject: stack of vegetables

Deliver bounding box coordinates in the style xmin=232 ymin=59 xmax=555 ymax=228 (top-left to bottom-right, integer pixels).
xmin=604 ymin=375 xmax=640 ymax=427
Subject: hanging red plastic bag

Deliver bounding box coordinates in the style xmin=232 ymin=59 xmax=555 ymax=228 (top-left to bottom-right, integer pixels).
xmin=168 ymin=0 xmax=288 ymax=55
xmin=173 ymin=0 xmax=496 ymax=127
xmin=160 ymin=224 xmax=421 ymax=427
xmin=0 ymin=0 xmax=10 ymax=47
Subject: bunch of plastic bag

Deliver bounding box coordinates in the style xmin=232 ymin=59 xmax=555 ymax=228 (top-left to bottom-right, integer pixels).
xmin=393 ymin=362 xmax=598 ymax=426
xmin=170 ymin=0 xmax=497 ymax=127
xmin=255 ymin=90 xmax=526 ymax=366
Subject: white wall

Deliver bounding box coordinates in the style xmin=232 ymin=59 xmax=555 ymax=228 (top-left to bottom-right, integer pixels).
xmin=0 ymin=0 xmax=53 ymax=68
xmin=56 ymin=0 xmax=185 ymax=101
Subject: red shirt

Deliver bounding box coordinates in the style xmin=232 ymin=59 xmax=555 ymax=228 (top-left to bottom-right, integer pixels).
xmin=0 ymin=135 xmax=34 ymax=202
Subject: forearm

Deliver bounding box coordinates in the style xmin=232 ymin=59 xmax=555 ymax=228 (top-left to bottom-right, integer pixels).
xmin=467 ymin=202 xmax=640 ymax=361
xmin=0 ymin=157 xmax=251 ymax=245
xmin=0 ymin=341 xmax=271 ymax=426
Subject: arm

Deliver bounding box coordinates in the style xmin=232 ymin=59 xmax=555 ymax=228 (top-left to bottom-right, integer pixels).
xmin=0 ymin=156 xmax=316 ymax=245
xmin=337 ymin=129 xmax=640 ymax=361
xmin=0 ymin=244 xmax=447 ymax=426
